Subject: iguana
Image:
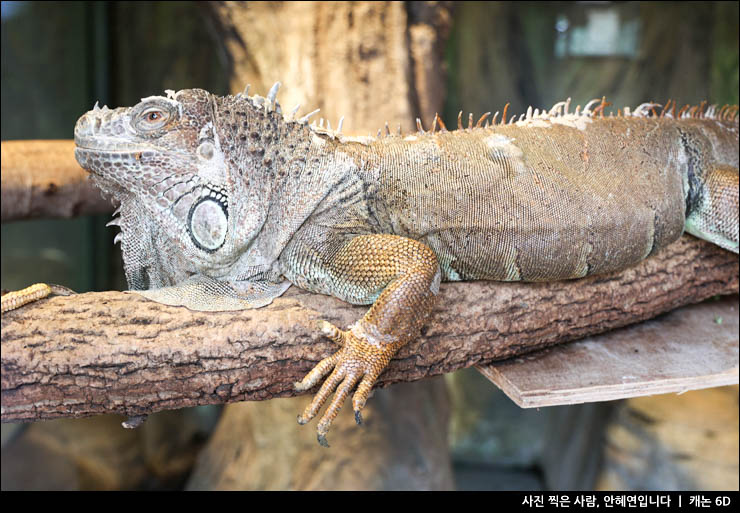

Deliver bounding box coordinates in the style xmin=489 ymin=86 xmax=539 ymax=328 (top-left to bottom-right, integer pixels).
xmin=3 ymin=84 xmax=738 ymax=446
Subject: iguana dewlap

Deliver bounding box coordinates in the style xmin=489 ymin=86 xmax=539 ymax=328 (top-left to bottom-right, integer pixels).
xmin=15 ymin=85 xmax=740 ymax=446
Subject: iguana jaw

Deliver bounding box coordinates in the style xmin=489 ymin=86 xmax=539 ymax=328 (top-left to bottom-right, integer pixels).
xmin=74 ymin=146 xmax=158 ymax=182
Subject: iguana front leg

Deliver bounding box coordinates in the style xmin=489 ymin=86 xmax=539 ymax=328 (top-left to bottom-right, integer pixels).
xmin=291 ymin=234 xmax=441 ymax=447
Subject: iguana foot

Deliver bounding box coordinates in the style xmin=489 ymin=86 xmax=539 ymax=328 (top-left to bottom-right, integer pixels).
xmin=295 ymin=319 xmax=401 ymax=447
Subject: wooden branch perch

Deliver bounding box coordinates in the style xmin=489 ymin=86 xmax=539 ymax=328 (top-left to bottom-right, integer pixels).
xmin=1 ymin=236 xmax=737 ymax=424
xmin=1 ymin=140 xmax=114 ymax=222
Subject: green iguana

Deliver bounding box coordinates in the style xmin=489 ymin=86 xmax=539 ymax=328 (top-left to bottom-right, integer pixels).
xmin=4 ymin=84 xmax=738 ymax=446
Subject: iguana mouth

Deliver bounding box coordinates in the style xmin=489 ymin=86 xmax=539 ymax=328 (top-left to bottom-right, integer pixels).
xmin=74 ymin=142 xmax=149 ymax=152
xmin=75 ymin=134 xmax=157 ymax=154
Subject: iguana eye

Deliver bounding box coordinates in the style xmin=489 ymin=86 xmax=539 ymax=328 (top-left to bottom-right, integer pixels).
xmin=136 ymin=107 xmax=170 ymax=131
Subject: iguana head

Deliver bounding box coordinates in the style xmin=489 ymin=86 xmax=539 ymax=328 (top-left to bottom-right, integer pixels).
xmin=74 ymin=85 xmax=304 ymax=286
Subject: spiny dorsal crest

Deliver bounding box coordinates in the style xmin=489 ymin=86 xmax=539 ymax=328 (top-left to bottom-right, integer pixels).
xmin=238 ymin=83 xmax=739 ymax=142
xmin=234 ymin=81 xmax=347 ymax=141
xmin=400 ymin=97 xmax=739 ymax=138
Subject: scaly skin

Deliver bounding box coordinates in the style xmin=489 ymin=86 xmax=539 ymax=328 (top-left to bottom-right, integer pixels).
xmin=13 ymin=86 xmax=740 ymax=446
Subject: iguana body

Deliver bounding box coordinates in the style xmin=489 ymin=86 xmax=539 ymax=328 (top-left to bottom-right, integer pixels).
xmin=41 ymin=86 xmax=740 ymax=444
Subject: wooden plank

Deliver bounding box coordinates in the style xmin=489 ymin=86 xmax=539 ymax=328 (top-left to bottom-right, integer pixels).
xmin=477 ymin=295 xmax=739 ymax=408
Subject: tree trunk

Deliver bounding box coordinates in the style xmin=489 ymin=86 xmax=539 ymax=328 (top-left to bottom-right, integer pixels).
xmin=210 ymin=1 xmax=453 ymax=133
xmin=197 ymin=1 xmax=456 ymax=488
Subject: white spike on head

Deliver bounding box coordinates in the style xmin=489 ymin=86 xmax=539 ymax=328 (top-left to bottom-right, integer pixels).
xmin=298 ymin=108 xmax=320 ymax=124
xmin=267 ymin=81 xmax=281 ymax=104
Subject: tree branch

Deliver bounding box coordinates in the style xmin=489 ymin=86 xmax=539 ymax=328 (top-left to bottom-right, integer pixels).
xmin=1 ymin=140 xmax=114 ymax=222
xmin=2 ymin=236 xmax=737 ymax=423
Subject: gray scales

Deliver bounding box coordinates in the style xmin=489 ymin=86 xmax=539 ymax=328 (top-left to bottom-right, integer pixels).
xmin=70 ymin=84 xmax=739 ymax=445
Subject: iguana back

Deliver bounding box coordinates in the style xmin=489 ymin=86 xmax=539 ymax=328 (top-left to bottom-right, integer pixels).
xmin=281 ymin=106 xmax=737 ymax=294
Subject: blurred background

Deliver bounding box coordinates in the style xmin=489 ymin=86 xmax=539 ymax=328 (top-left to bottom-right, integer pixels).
xmin=1 ymin=1 xmax=738 ymax=490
